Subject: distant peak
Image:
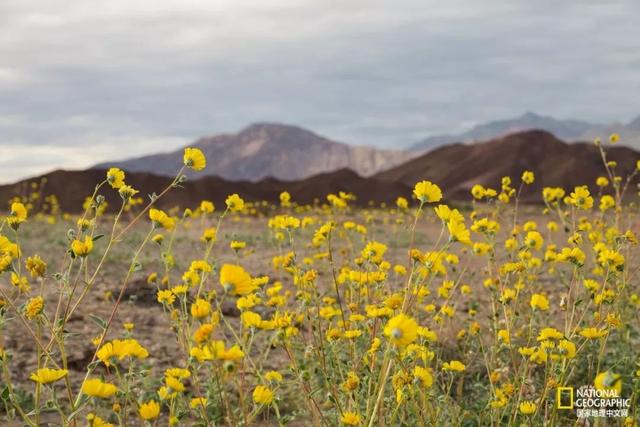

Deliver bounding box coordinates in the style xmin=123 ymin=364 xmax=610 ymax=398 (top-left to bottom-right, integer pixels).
xmin=235 ymin=122 xmax=338 ymax=146
xmin=627 ymin=115 xmax=640 ymax=130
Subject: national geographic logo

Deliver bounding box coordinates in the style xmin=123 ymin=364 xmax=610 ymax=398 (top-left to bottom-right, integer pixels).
xmin=556 ymin=385 xmax=631 ymax=418
xmin=556 ymin=387 xmax=574 ymax=410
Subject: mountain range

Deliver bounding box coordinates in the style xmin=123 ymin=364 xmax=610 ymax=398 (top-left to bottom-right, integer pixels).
xmin=2 ymin=112 xmax=639 ymax=210
xmin=94 ymin=113 xmax=640 ymax=183
xmin=411 ymin=112 xmax=640 ymax=151
xmin=3 ymin=129 xmax=638 ymax=211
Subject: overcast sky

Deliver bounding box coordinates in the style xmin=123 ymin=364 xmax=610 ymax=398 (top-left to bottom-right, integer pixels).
xmin=1 ymin=0 xmax=640 ymax=183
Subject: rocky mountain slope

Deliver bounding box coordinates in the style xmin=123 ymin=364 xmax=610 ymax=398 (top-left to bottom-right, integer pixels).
xmin=95 ymin=123 xmax=417 ymax=181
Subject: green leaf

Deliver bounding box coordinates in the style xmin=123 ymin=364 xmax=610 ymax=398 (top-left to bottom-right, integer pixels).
xmin=88 ymin=314 xmax=107 ymax=330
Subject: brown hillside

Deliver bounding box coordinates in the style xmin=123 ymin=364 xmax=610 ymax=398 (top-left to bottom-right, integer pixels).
xmin=376 ymin=130 xmax=640 ymax=201
xmin=0 ymin=168 xmax=411 ymax=213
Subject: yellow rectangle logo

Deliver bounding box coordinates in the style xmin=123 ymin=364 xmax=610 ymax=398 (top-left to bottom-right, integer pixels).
xmin=557 ymin=387 xmax=574 ymax=409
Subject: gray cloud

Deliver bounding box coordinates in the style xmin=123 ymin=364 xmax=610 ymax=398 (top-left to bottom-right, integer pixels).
xmin=1 ymin=0 xmax=640 ymax=182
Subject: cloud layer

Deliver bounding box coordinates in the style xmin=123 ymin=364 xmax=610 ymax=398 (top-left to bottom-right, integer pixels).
xmin=1 ymin=0 xmax=640 ymax=182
